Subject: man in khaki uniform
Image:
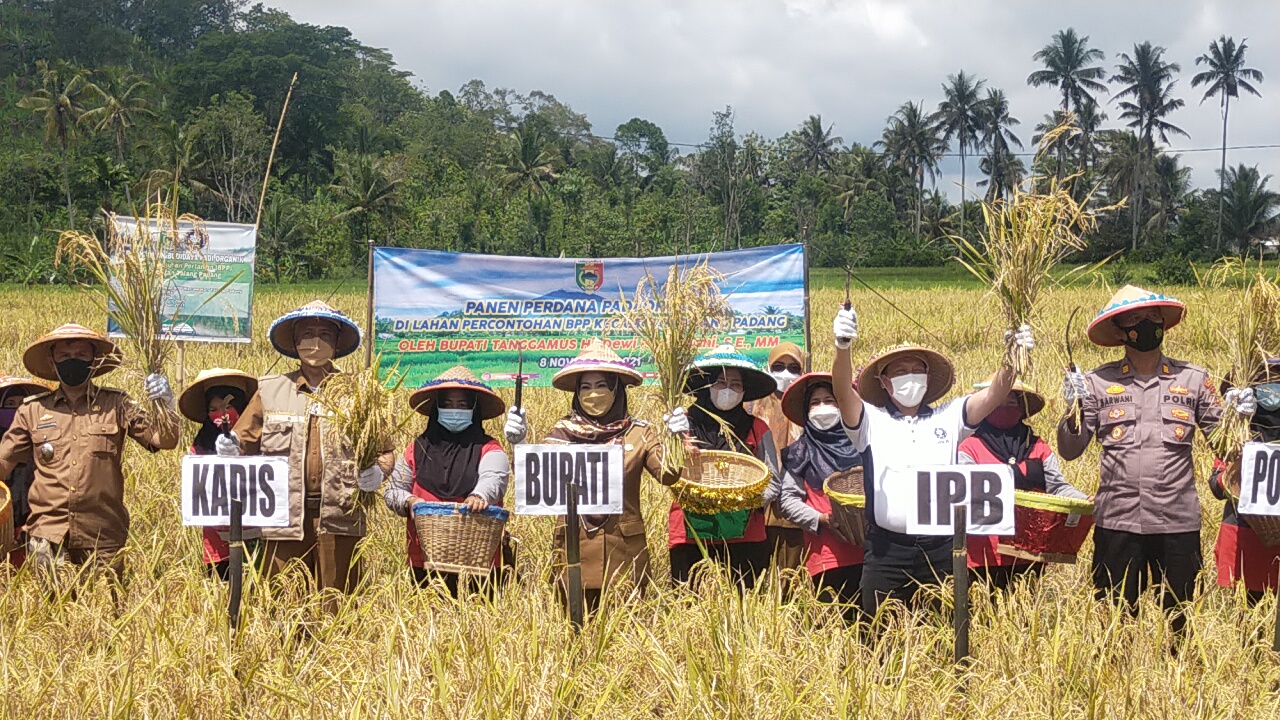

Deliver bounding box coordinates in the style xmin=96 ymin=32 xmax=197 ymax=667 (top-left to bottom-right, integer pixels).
xmin=1059 ymin=286 xmax=1245 ymax=638
xmin=218 ymin=301 xmax=392 ymax=604
xmin=0 ymin=324 xmax=178 ymax=580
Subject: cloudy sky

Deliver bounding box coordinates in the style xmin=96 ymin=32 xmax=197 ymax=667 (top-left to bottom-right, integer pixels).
xmin=268 ymin=0 xmax=1278 ymax=199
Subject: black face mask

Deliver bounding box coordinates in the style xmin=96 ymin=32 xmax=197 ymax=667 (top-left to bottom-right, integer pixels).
xmin=1118 ymin=318 xmax=1164 ymax=352
xmin=55 ymin=358 xmax=93 ymax=387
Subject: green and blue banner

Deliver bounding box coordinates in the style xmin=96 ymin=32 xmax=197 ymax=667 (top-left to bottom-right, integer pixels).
xmin=373 ymin=244 xmax=807 ymax=387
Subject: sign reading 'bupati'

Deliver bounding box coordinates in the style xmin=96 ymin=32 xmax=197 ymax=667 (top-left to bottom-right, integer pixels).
xmin=513 ymin=444 xmax=624 ymax=516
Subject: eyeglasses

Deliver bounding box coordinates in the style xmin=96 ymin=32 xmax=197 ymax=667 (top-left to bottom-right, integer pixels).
xmin=1256 ymin=383 xmax=1280 ymax=411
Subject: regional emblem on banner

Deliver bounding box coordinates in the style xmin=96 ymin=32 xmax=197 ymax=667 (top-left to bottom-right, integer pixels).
xmin=576 ymin=261 xmax=603 ymax=293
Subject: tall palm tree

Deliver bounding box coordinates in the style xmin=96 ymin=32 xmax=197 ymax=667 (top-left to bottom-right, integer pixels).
xmin=978 ymin=88 xmax=1023 ymax=200
xmin=978 ymin=149 xmax=1026 ymax=202
xmin=328 ymin=152 xmax=408 ymax=251
xmin=138 ymin=119 xmax=210 ymax=207
xmin=1097 ymin=130 xmax=1145 ymax=213
xmin=1074 ymin=98 xmax=1108 ymax=180
xmin=82 ymin=67 xmax=155 ymax=210
xmin=18 ymin=60 xmax=89 ymax=228
xmin=794 ymin=114 xmax=843 ymax=174
xmin=933 ymin=71 xmax=986 ymax=238
xmin=1111 ymin=42 xmax=1188 ymax=250
xmin=1212 ymin=165 xmax=1280 ymax=253
xmin=496 ymin=125 xmax=560 ymax=254
xmin=1028 ymin=28 xmax=1108 ymax=178
xmin=1191 ymin=36 xmax=1264 ymax=252
xmin=877 ymin=101 xmax=944 ymax=238
xmin=1144 ymin=153 xmax=1191 ymax=239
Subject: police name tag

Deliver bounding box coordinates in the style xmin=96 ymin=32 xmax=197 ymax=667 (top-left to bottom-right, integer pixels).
xmin=513 ymin=444 xmax=624 ymax=516
xmin=1238 ymin=442 xmax=1280 ymax=517
xmin=877 ymin=464 xmax=1016 ymax=536
xmin=181 ymin=455 xmax=291 ymax=527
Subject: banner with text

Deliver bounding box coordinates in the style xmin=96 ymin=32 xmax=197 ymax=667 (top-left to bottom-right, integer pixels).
xmin=181 ymin=455 xmax=290 ymax=527
xmin=1238 ymin=442 xmax=1280 ymax=517
xmin=110 ymin=216 xmax=256 ymax=343
xmin=513 ymin=444 xmax=625 ymax=516
xmin=373 ymin=244 xmax=806 ymax=387
xmin=875 ymin=464 xmax=1016 ymax=536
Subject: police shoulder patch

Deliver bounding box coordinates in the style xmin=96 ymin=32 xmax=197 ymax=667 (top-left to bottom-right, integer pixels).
xmin=23 ymin=391 xmax=52 ymax=404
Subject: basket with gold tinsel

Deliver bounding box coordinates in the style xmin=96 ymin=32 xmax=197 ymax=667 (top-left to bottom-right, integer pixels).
xmin=672 ymin=450 xmax=772 ymax=515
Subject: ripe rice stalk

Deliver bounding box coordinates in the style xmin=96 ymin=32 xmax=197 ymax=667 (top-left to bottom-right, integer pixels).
xmin=1198 ymin=259 xmax=1280 ymax=460
xmin=613 ymin=257 xmax=733 ymax=477
xmin=951 ymin=118 xmax=1119 ymax=377
xmin=314 ymin=355 xmax=415 ymax=509
xmin=55 ymin=201 xmax=234 ymax=434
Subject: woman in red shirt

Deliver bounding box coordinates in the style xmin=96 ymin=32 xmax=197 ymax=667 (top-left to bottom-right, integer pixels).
xmin=383 ymin=366 xmax=509 ymax=596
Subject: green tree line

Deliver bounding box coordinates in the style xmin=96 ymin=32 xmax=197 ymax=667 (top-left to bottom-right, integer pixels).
xmin=1 ymin=2 xmax=1275 ymax=283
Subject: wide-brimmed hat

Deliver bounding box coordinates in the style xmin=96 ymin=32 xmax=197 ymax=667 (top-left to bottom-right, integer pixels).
xmin=552 ymin=339 xmax=643 ymax=392
xmin=268 ymin=300 xmax=362 ymax=360
xmin=856 ymin=343 xmax=955 ymax=410
xmin=410 ymin=365 xmax=505 ymax=420
xmin=22 ymin=324 xmax=122 ymax=382
xmin=0 ymin=375 xmax=49 ymax=400
xmin=781 ymin=372 xmax=851 ymax=426
xmin=178 ymin=368 xmax=258 ymax=424
xmin=684 ymin=344 xmax=776 ymax=402
xmin=1088 ymin=285 xmax=1185 ymax=347
xmin=766 ymin=342 xmax=805 ymax=369
xmin=972 ymin=378 xmax=1046 ymax=418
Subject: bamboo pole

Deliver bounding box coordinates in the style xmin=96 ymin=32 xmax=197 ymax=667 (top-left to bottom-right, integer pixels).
xmin=253 ymin=72 xmax=298 ymax=232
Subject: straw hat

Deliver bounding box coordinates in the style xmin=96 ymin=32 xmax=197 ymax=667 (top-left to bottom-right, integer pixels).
xmin=22 ymin=324 xmax=121 ymax=382
xmin=178 ymin=368 xmax=258 ymax=424
xmin=0 ymin=375 xmax=50 ymax=400
xmin=1087 ymin=285 xmax=1185 ymax=347
xmin=856 ymin=343 xmax=955 ymax=410
xmin=971 ymin=378 xmax=1046 ymax=418
xmin=268 ymin=300 xmax=362 ymax=360
xmin=684 ymin=344 xmax=776 ymax=402
xmin=780 ymin=372 xmax=851 ymax=426
xmin=766 ymin=342 xmax=805 ymax=369
xmin=552 ymin=339 xmax=643 ymax=392
xmin=410 ymin=365 xmax=505 ymax=419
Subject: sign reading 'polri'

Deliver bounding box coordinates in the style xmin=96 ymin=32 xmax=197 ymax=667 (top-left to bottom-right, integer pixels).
xmin=513 ymin=444 xmax=624 ymax=516
xmin=181 ymin=455 xmax=290 ymax=527
xmin=876 ymin=464 xmax=1016 ymax=536
xmin=1238 ymin=442 xmax=1280 ymax=517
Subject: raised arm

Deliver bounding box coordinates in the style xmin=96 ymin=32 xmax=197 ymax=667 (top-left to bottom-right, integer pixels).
xmin=831 ymin=306 xmax=865 ymax=429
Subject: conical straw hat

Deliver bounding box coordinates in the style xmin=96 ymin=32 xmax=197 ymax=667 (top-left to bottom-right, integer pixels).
xmin=410 ymin=365 xmax=505 ymax=419
xmin=552 ymin=339 xmax=643 ymax=391
xmin=22 ymin=324 xmax=121 ymax=382
xmin=268 ymin=300 xmax=362 ymax=359
xmin=856 ymin=343 xmax=954 ymax=410
xmin=1087 ymin=285 xmax=1185 ymax=347
xmin=178 ymin=368 xmax=258 ymax=423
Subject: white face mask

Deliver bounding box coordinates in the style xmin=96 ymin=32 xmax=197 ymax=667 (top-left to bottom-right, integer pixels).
xmin=711 ymin=386 xmax=744 ymax=411
xmin=770 ymin=370 xmax=798 ymax=393
xmin=808 ymin=404 xmax=841 ymax=430
xmin=888 ymin=373 xmax=928 ymax=408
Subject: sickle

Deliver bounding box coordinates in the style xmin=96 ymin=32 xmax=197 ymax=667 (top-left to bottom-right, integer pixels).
xmin=1065 ymin=307 xmax=1082 ymax=373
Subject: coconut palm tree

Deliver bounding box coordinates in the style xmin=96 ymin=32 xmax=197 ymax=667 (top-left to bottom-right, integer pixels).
xmin=978 ymin=149 xmax=1026 ymax=202
xmin=877 ymin=101 xmax=944 ymax=238
xmin=1074 ymin=98 xmax=1108 ymax=180
xmin=496 ymin=124 xmax=560 ymax=254
xmin=18 ymin=60 xmax=89 ymax=228
xmin=328 ymin=152 xmax=408 ymax=257
xmin=1209 ymin=165 xmax=1280 ymax=253
xmin=1144 ymin=153 xmax=1192 ymax=240
xmin=1111 ymin=42 xmax=1189 ymax=250
xmin=933 ymin=71 xmax=986 ymax=239
xmin=1028 ymin=28 xmax=1108 ymax=178
xmin=1191 ymin=36 xmax=1264 ymax=252
xmin=977 ymin=88 xmax=1023 ymax=201
xmin=794 ymin=114 xmax=843 ymax=174
xmin=82 ymin=67 xmax=155 ymax=210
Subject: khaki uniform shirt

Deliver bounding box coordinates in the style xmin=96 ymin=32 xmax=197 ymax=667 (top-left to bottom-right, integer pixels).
xmin=1057 ymin=356 xmax=1222 ymax=534
xmin=0 ymin=386 xmax=163 ymax=549
xmin=235 ymin=374 xmax=324 ymax=495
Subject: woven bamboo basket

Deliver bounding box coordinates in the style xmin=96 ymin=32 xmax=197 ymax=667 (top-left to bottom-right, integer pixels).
xmin=1226 ymin=474 xmax=1280 ymax=547
xmin=672 ymin=450 xmax=771 ymax=515
xmin=822 ymin=467 xmax=867 ymax=547
xmin=412 ymin=502 xmax=510 ymax=577
xmin=0 ymin=483 xmax=13 ymax=557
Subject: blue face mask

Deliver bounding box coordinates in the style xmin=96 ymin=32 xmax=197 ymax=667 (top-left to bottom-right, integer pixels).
xmin=437 ymin=408 xmax=474 ymax=433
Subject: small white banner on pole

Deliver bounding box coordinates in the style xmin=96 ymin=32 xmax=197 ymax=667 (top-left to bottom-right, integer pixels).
xmin=1238 ymin=442 xmax=1280 ymax=517
xmin=514 ymin=444 xmax=624 ymax=516
xmin=875 ymin=464 xmax=1016 ymax=536
xmin=181 ymin=455 xmax=291 ymax=527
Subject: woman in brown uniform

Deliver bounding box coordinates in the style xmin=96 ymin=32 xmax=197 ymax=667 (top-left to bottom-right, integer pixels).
xmin=508 ymin=340 xmax=683 ymax=609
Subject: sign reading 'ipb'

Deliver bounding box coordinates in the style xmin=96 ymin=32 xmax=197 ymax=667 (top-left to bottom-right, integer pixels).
xmin=1238 ymin=442 xmax=1280 ymax=517
xmin=513 ymin=444 xmax=624 ymax=516
xmin=876 ymin=464 xmax=1016 ymax=536
xmin=181 ymin=455 xmax=290 ymax=527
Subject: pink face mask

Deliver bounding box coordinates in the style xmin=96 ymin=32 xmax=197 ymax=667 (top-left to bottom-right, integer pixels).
xmin=986 ymin=405 xmax=1024 ymax=429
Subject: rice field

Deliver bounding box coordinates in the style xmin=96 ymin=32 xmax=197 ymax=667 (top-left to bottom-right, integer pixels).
xmin=1 ymin=277 xmax=1279 ymax=719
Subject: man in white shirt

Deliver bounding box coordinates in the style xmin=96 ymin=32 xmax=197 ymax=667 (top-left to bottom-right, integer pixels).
xmin=830 ymin=305 xmax=1033 ymax=617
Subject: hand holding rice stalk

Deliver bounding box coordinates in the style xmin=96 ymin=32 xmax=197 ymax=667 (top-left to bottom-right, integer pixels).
xmin=314 ymin=356 xmax=414 ymax=509
xmin=55 ymin=204 xmax=221 ymax=434
xmin=613 ymin=258 xmax=733 ymax=476
xmin=1197 ymin=260 xmax=1280 ymax=461
xmin=952 ymin=119 xmax=1117 ymax=376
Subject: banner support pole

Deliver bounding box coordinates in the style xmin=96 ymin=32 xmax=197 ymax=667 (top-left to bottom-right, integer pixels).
xmin=565 ymin=479 xmax=585 ymax=630
xmin=801 ymin=241 xmax=812 ymax=373
xmin=953 ymin=504 xmax=970 ymax=667
xmin=364 ymin=239 xmax=375 ymax=369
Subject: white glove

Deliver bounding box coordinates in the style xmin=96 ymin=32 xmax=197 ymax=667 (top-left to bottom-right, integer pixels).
xmin=145 ymin=373 xmax=174 ymax=406
xmin=833 ymin=307 xmax=858 ymax=350
xmin=215 ymin=432 xmax=241 ymax=457
xmin=663 ymin=407 xmax=690 ymax=434
xmin=1061 ymin=369 xmax=1088 ymax=404
xmin=504 ymin=407 xmax=528 ymax=444
xmin=1005 ymin=323 xmax=1036 ymax=351
xmin=357 ymin=465 xmax=384 ymax=492
xmin=1224 ymin=388 xmax=1257 ymax=417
